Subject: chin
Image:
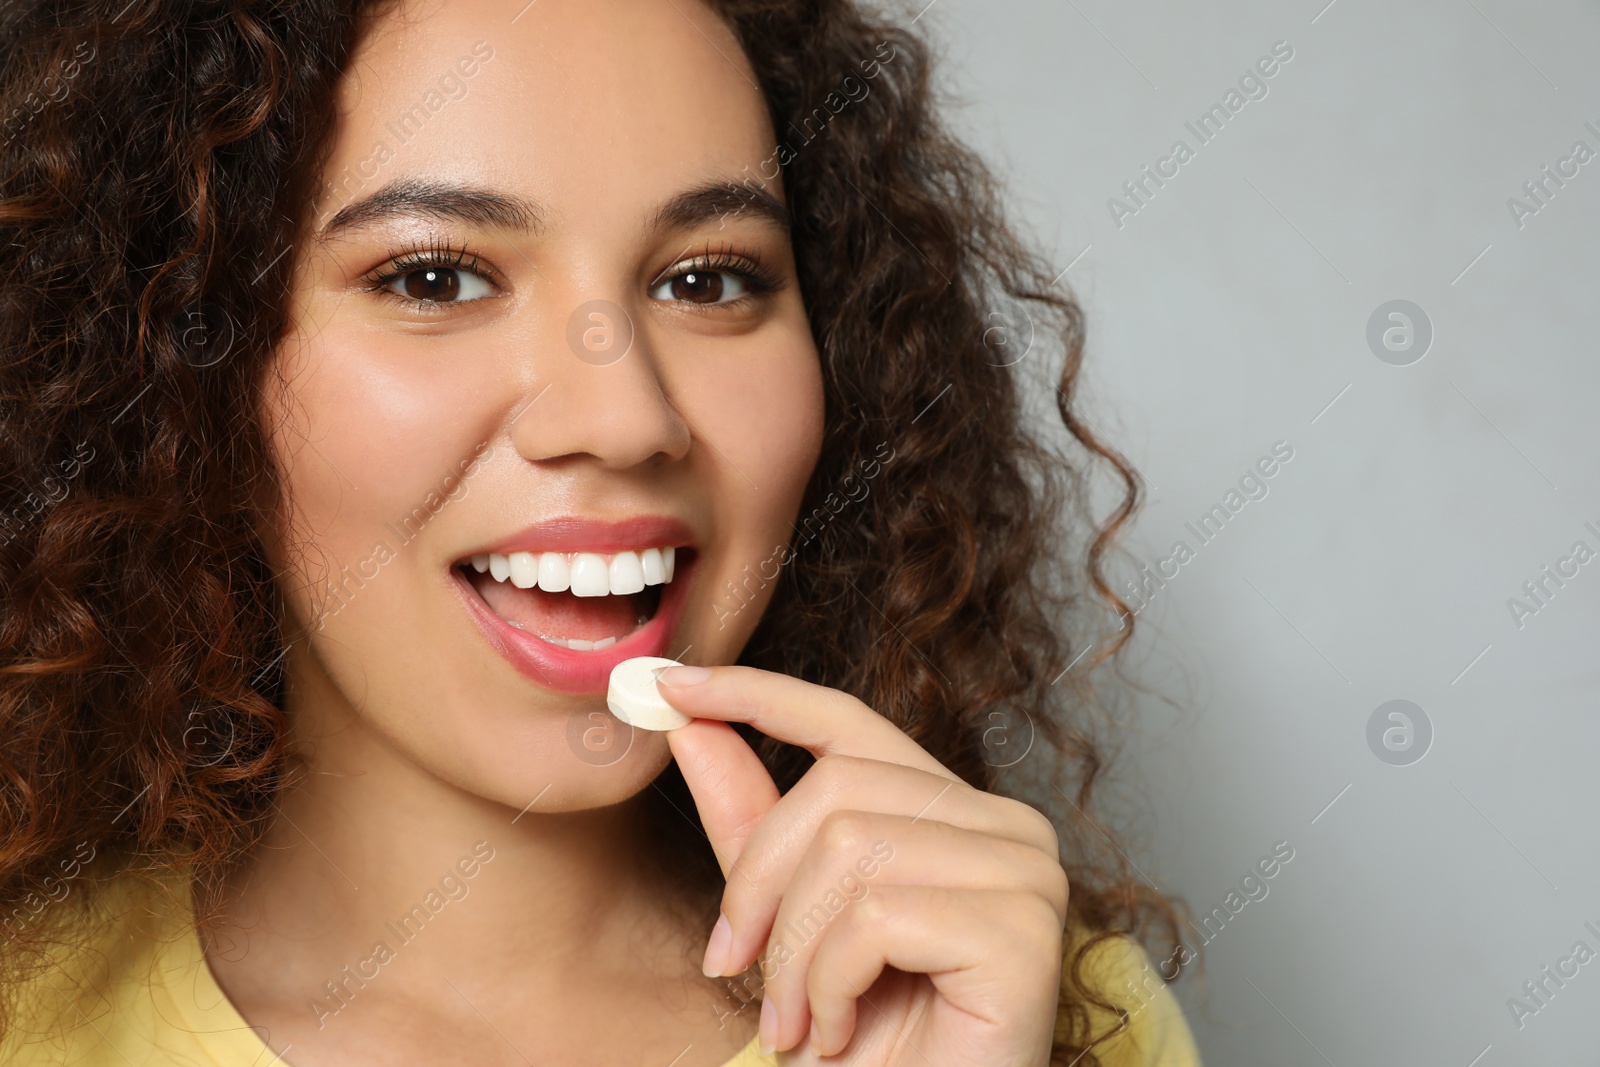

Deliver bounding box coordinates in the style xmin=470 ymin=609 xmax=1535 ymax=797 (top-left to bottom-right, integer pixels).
xmin=446 ymin=718 xmax=677 ymax=816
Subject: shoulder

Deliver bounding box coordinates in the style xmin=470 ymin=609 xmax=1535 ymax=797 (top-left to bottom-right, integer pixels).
xmin=1058 ymin=928 xmax=1204 ymax=1067
xmin=0 ymin=863 xmax=263 ymax=1066
xmin=0 ymin=866 xmax=177 ymax=1061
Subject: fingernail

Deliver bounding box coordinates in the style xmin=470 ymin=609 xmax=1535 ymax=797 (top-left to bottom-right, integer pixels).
xmin=701 ymin=912 xmax=732 ymax=977
xmin=758 ymin=996 xmax=779 ymax=1055
xmin=656 ymin=664 xmax=710 ymax=686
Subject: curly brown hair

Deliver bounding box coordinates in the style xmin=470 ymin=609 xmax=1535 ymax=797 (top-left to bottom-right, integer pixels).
xmin=0 ymin=0 xmax=1187 ymax=1061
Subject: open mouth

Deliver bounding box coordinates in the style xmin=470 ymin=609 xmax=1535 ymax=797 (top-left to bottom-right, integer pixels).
xmin=453 ymin=546 xmax=690 ymax=652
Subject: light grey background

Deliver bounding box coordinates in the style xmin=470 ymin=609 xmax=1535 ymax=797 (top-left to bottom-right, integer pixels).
xmin=913 ymin=1 xmax=1600 ymax=1064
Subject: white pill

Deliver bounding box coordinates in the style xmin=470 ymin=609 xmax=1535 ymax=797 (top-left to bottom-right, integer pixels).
xmin=606 ymin=656 xmax=693 ymax=732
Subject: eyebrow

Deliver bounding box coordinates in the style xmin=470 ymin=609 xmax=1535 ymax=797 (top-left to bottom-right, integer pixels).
xmin=317 ymin=176 xmax=789 ymax=242
xmin=318 ymin=177 xmax=544 ymax=241
xmin=648 ymin=181 xmax=790 ymax=234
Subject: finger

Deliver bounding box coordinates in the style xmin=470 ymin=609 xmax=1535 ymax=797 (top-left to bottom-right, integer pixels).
xmin=715 ymin=756 xmax=1062 ymax=975
xmin=664 ymin=718 xmax=780 ymax=882
xmin=799 ymin=886 xmax=1064 ymax=1058
xmin=758 ymin=812 xmax=1071 ymax=1044
xmin=655 ymin=664 xmax=957 ymax=780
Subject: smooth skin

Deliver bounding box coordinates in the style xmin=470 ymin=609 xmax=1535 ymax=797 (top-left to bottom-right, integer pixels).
xmin=204 ymin=0 xmax=1069 ymax=1064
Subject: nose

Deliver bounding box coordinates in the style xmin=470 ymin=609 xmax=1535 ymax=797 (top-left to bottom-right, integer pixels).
xmin=508 ymin=297 xmax=692 ymax=470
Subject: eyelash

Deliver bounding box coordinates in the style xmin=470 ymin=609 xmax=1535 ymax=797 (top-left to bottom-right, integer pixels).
xmin=361 ymin=237 xmax=785 ymax=311
xmin=362 ymin=236 xmax=502 ymax=310
xmin=656 ymin=242 xmax=786 ymax=304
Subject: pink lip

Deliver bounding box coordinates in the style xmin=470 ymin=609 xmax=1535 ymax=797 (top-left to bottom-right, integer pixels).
xmin=448 ymin=515 xmax=699 ymax=694
xmin=464 ymin=515 xmax=697 ymax=558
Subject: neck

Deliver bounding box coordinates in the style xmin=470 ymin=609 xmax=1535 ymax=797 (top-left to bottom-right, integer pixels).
xmin=202 ymin=657 xmax=709 ymax=1022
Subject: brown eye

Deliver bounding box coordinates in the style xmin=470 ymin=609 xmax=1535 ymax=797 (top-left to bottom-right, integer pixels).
xmin=380 ymin=265 xmax=494 ymax=304
xmin=650 ymin=269 xmax=750 ymax=305
xmin=673 ymin=271 xmax=721 ymax=303
xmin=401 ymin=267 xmax=458 ymax=301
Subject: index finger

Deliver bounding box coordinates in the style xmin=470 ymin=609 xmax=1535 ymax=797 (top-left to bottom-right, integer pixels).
xmin=655 ymin=664 xmax=960 ymax=783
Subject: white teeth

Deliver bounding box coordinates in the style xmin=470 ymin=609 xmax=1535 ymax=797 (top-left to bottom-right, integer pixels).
xmin=533 ymin=632 xmax=623 ymax=651
xmin=609 ymin=551 xmax=646 ymax=595
xmin=469 ymin=546 xmax=683 ymax=593
xmin=469 ymin=545 xmax=685 ymax=649
xmin=508 ymin=551 xmax=538 ymax=589
xmin=569 ymin=553 xmax=610 ymax=597
xmin=537 ymin=552 xmax=570 ymax=593
xmin=640 ymin=546 xmax=665 ymax=585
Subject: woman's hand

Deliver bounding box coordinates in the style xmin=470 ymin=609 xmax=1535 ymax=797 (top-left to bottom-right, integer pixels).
xmin=656 ymin=665 xmax=1069 ymax=1066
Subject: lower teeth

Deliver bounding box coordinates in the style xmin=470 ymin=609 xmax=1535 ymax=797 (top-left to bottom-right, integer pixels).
xmin=540 ymin=634 xmax=617 ymax=651
xmin=508 ymin=613 xmax=651 ymax=651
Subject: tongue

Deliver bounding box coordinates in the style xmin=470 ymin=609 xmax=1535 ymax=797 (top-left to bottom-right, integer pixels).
xmin=469 ymin=571 xmax=642 ymax=642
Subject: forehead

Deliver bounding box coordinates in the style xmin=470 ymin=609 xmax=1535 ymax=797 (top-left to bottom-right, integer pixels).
xmin=320 ymin=0 xmax=775 ymax=224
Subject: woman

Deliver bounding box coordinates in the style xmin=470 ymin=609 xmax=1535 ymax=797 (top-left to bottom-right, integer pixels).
xmin=0 ymin=0 xmax=1201 ymax=1063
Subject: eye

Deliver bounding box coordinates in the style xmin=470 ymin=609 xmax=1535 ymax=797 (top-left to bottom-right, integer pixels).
xmin=363 ymin=237 xmax=502 ymax=308
xmin=648 ymin=269 xmax=752 ymax=305
xmin=647 ymin=244 xmax=784 ymax=307
xmin=379 ymin=263 xmax=496 ymax=304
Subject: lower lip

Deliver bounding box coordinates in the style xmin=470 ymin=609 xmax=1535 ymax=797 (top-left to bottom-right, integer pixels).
xmin=449 ymin=554 xmax=695 ymax=694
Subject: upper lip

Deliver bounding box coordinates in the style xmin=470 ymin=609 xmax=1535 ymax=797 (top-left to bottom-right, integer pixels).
xmin=458 ymin=515 xmax=698 ymax=561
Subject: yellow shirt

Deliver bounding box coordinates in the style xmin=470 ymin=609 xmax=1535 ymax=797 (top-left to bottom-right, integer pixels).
xmin=1 ymin=868 xmax=1200 ymax=1065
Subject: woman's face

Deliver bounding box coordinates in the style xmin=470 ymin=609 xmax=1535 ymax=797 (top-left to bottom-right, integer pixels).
xmin=261 ymin=0 xmax=823 ymax=812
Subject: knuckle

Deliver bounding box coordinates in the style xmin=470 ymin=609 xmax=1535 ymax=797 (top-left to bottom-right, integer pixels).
xmin=1015 ymin=845 xmax=1071 ymax=916
xmin=819 ymin=684 xmax=872 ymax=717
xmin=851 ymin=885 xmax=893 ymax=929
xmin=1044 ymin=860 xmax=1071 ymax=918
xmin=808 ymin=752 xmax=868 ymax=799
xmin=723 ymin=843 xmax=767 ymax=895
xmin=839 ymin=691 xmax=877 ymax=720
xmin=1010 ymin=799 xmax=1060 ymax=856
xmin=815 ymin=807 xmax=874 ymax=858
xmin=1015 ymin=890 xmax=1066 ymax=944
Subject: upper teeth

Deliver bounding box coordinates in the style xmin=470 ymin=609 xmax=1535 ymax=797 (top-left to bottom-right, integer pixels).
xmin=468 ymin=547 xmax=677 ymax=596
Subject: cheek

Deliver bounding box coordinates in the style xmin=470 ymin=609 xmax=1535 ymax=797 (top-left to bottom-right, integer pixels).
xmin=677 ymin=331 xmax=824 ymax=525
xmin=668 ymin=325 xmax=821 ymax=648
xmin=264 ymin=328 xmax=497 ymax=618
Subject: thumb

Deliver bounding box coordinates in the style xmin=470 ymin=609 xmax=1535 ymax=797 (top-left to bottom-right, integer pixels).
xmin=665 ymin=718 xmax=780 ymax=880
